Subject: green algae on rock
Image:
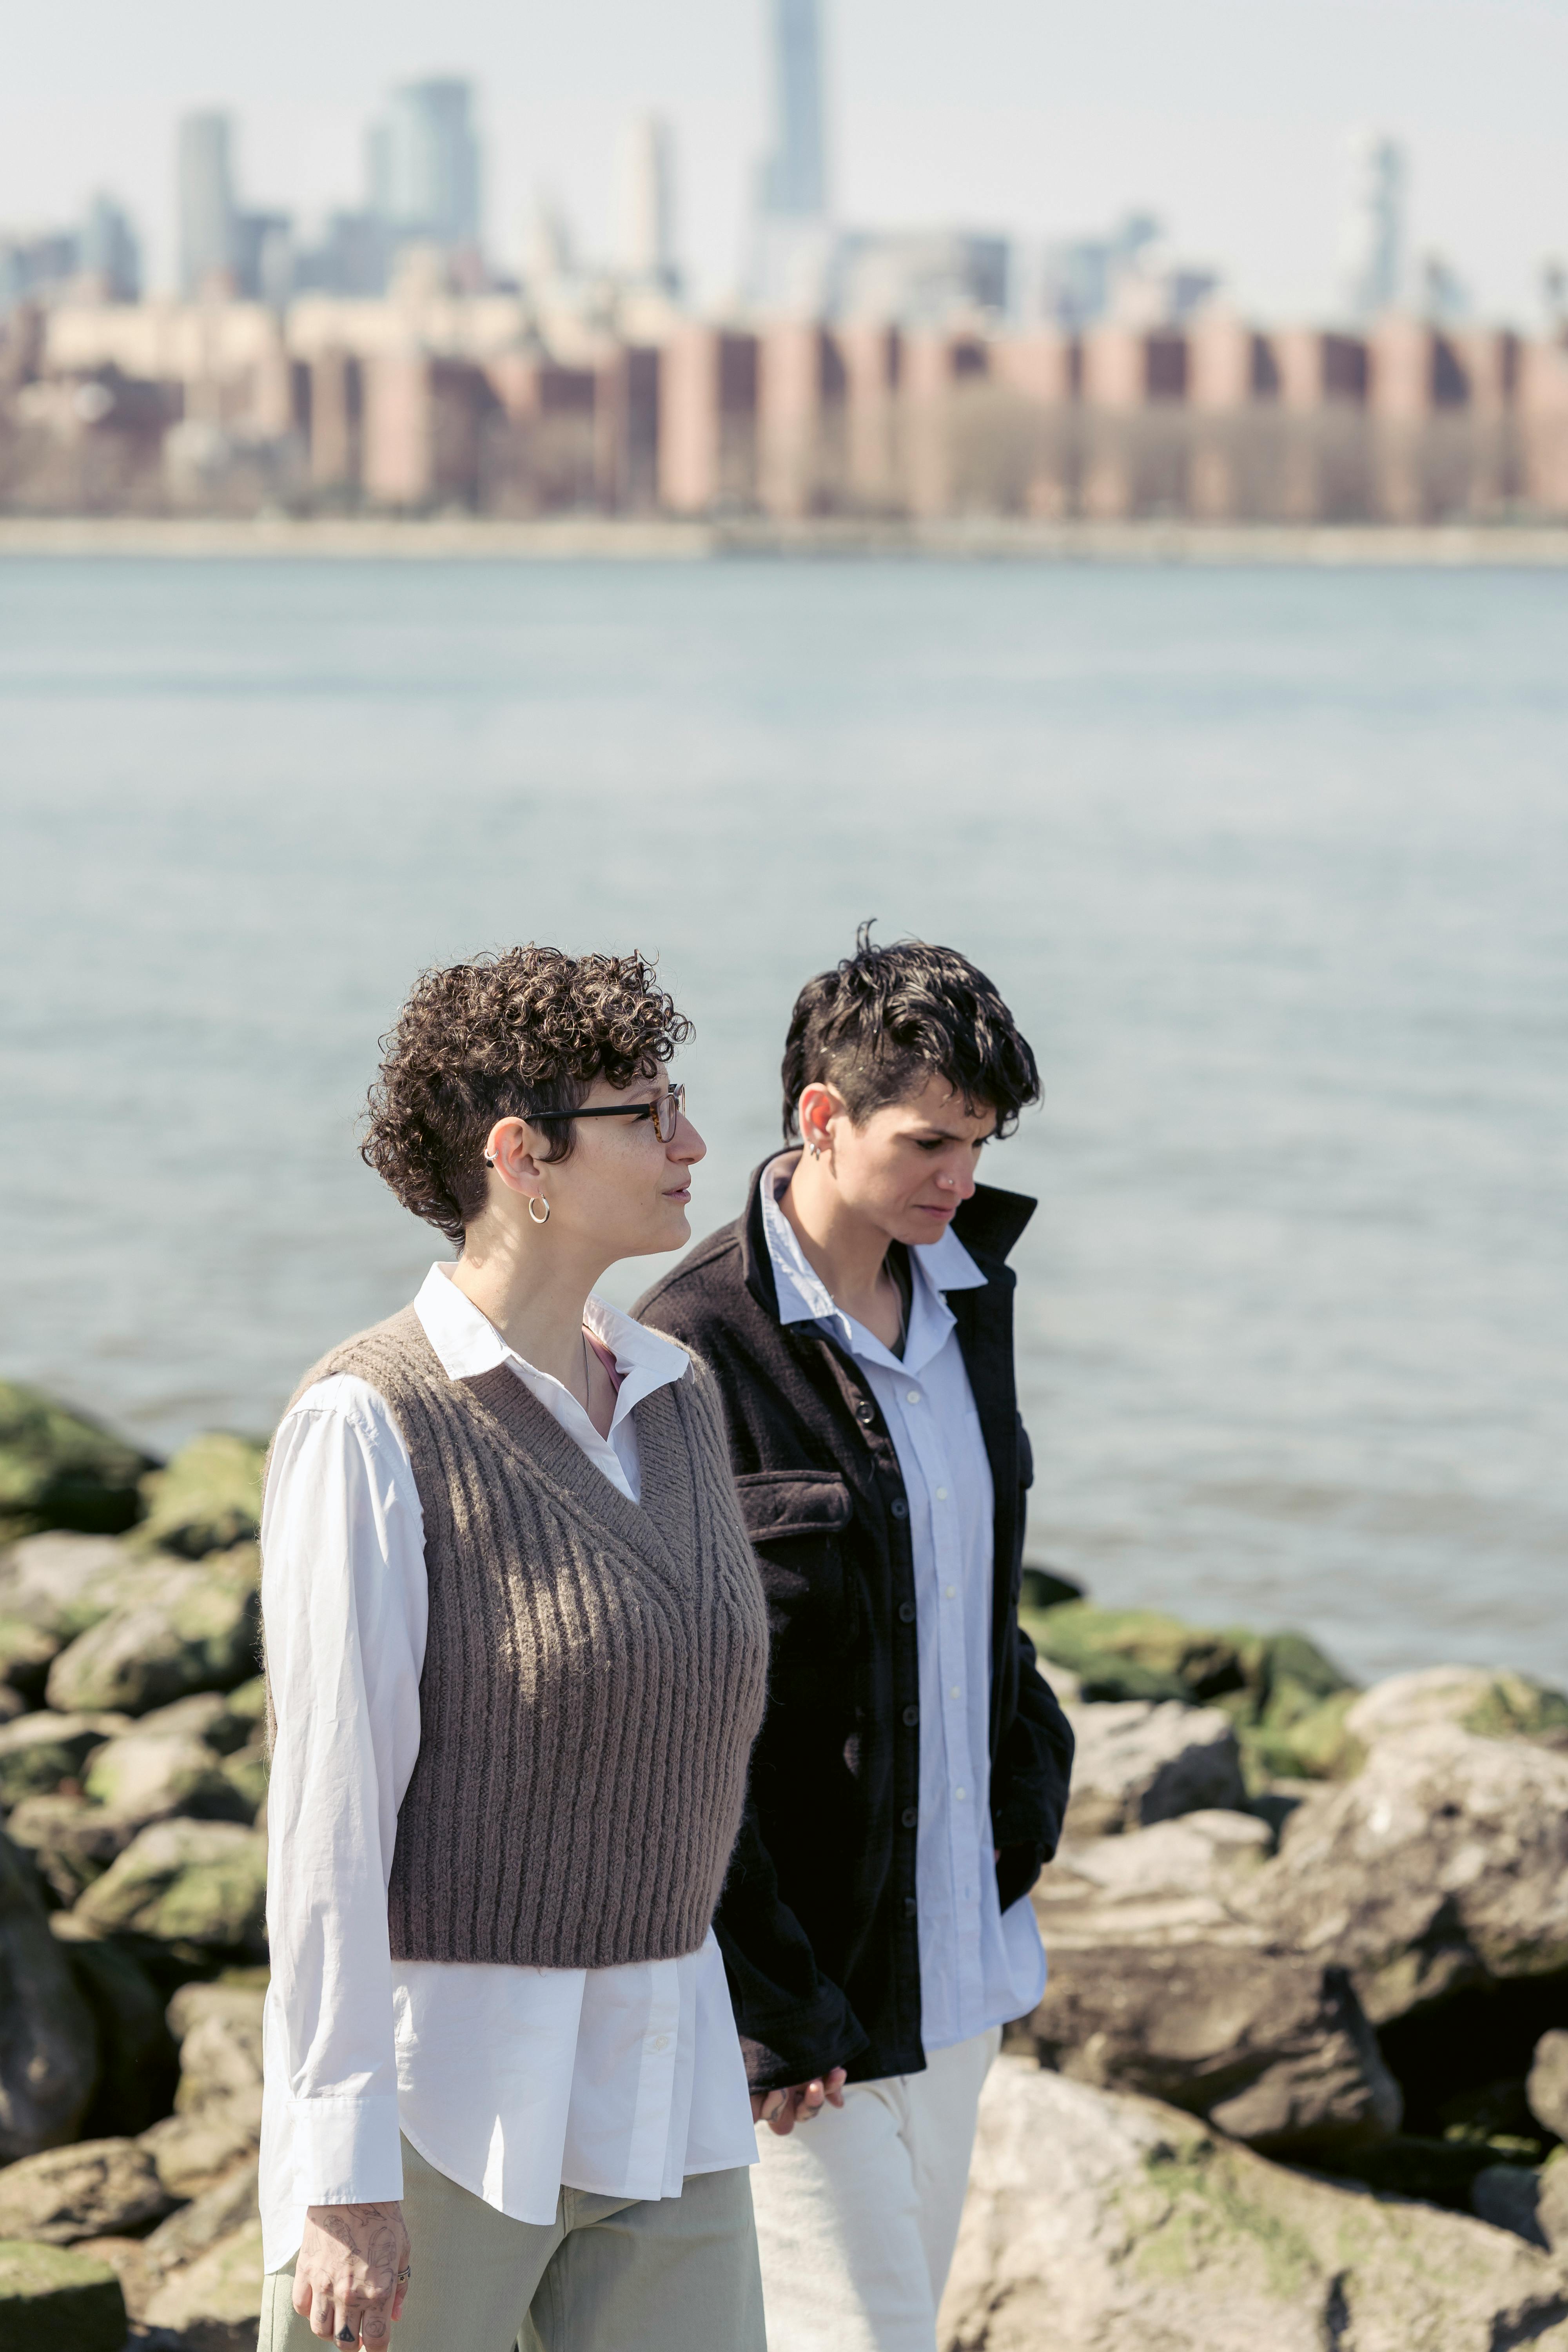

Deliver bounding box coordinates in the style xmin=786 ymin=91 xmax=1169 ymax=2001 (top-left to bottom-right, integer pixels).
xmin=0 ymin=2238 xmax=128 ymax=2352
xmin=132 ymin=1433 xmax=267 ymax=1561
xmin=0 ymin=1383 xmax=155 ymax=1543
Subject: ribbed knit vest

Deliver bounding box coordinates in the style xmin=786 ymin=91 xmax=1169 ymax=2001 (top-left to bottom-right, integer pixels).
xmin=270 ymin=1306 xmax=769 ymax=1969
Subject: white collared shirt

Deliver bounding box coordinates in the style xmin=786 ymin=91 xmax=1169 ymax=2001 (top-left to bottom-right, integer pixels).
xmin=257 ymin=1267 xmax=756 ymax=2273
xmin=760 ymin=1155 xmax=1047 ymax=2054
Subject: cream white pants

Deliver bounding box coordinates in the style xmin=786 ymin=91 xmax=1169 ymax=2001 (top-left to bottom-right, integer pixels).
xmin=750 ymin=2025 xmax=1000 ymax=2352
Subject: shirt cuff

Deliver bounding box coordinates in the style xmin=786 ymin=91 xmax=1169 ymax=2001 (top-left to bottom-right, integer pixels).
xmin=292 ymin=2093 xmax=405 ymax=2208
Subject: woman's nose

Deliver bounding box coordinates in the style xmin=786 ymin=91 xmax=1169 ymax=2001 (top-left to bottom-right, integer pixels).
xmin=672 ymin=1115 xmax=707 ymax=1165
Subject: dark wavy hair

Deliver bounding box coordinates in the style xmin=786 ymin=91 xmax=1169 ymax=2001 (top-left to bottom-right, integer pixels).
xmin=362 ymin=947 xmax=691 ymax=1246
xmin=780 ymin=924 xmax=1041 ymax=1141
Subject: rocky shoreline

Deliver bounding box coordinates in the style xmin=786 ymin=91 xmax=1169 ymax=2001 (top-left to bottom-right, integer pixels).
xmin=3 ymin=1376 xmax=1566 ymax=2350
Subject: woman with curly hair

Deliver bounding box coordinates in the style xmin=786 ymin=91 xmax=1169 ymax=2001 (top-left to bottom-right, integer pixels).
xmin=255 ymin=948 xmax=770 ymax=2352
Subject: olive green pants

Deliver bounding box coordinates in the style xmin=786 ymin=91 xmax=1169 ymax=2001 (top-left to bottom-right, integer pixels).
xmin=258 ymin=2136 xmax=765 ymax=2352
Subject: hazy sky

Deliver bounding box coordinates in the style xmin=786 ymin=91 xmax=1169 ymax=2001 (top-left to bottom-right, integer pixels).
xmin=4 ymin=0 xmax=1566 ymax=323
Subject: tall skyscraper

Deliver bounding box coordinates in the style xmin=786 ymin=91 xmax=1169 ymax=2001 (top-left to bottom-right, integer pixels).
xmin=178 ymin=113 xmax=237 ymax=297
xmin=619 ymin=114 xmax=678 ymax=289
xmin=1341 ymin=132 xmax=1406 ymax=319
xmin=748 ymin=0 xmax=832 ymax=309
xmin=80 ymin=194 xmax=141 ymax=301
xmin=369 ymin=79 xmax=481 ymax=252
xmin=761 ymin=0 xmax=827 ymax=219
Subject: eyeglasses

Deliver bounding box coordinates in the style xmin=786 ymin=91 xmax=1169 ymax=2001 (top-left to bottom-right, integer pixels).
xmin=542 ymin=1085 xmax=686 ymax=1143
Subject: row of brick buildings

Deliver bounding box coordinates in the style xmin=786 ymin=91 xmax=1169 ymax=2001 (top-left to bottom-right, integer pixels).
xmin=5 ymin=294 xmax=1568 ymax=522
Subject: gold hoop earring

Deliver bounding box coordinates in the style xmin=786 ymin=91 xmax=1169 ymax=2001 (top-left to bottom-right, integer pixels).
xmin=528 ymin=1196 xmax=550 ymax=1227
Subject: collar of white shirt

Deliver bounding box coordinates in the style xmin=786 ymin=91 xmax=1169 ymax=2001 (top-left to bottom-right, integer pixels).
xmin=758 ymin=1150 xmax=987 ymax=1377
xmin=413 ymin=1262 xmax=689 ymax=1443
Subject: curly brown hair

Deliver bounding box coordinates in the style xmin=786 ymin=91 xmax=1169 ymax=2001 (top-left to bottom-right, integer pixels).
xmin=361 ymin=947 xmax=692 ymax=1246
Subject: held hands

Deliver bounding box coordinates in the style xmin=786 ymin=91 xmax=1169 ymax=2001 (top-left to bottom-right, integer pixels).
xmin=293 ymin=2201 xmax=412 ymax=2345
xmin=750 ymin=2068 xmax=848 ymax=2135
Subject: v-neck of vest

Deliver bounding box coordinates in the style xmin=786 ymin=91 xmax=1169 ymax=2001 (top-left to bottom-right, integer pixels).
xmin=450 ymin=1352 xmax=692 ymax=1579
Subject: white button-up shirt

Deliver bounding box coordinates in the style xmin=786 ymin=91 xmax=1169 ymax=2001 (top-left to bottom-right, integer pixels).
xmin=760 ymin=1156 xmax=1047 ymax=2054
xmin=257 ymin=1266 xmax=756 ymax=2273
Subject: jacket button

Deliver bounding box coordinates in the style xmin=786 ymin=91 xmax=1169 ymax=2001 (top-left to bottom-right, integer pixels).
xmin=900 ymin=1806 xmax=918 ymax=1829
xmin=855 ymin=1401 xmax=876 ymax=1425
xmin=902 ymin=1705 xmax=920 ymax=1728
xmin=903 ymin=1895 xmax=918 ymax=1918
xmin=898 ymin=1602 xmax=916 ymax=1624
xmin=890 ymin=1497 xmax=909 ymax=1520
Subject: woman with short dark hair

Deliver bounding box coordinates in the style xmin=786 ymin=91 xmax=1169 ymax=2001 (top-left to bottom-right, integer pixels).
xmin=256 ymin=947 xmax=770 ymax=2352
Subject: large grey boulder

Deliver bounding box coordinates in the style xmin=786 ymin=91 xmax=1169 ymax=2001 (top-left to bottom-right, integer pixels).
xmin=82 ymin=1727 xmax=251 ymax=1827
xmin=0 ymin=2238 xmax=128 ymax=2352
xmin=1062 ymin=1700 xmax=1247 ymax=1837
xmin=0 ymin=1532 xmax=131 ymax=1639
xmin=140 ymin=2104 xmax=260 ymax=2201
xmin=1027 ymin=1941 xmax=1401 ymax=2159
xmin=1347 ymin=1666 xmax=1568 ymax=1750
xmin=1529 ymin=2031 xmax=1568 ymax=2143
xmin=74 ymin=1818 xmax=267 ymax=1953
xmin=1034 ymin=1809 xmax=1274 ymax=1953
xmin=1243 ymin=1722 xmax=1568 ymax=2024
xmin=0 ymin=1831 xmax=99 ymax=2161
xmin=169 ymin=1977 xmax=266 ymax=2133
xmin=0 ymin=1709 xmax=129 ymax=1808
xmin=0 ymin=1380 xmax=153 ymax=1539
xmin=142 ymin=2155 xmax=259 ymax=2275
xmin=5 ymin=1795 xmax=135 ymax=1906
xmin=49 ymin=1920 xmax=179 ymax=2140
xmin=0 ymin=2137 xmax=172 ymax=2244
xmin=45 ymin=1545 xmax=260 ymax=1717
xmin=142 ymin=2215 xmax=266 ymax=2351
xmin=938 ymin=2058 xmax=1568 ymax=2352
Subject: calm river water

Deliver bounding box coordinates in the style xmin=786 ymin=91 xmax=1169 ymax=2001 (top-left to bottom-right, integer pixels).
xmin=1 ymin=554 xmax=1564 ymax=1684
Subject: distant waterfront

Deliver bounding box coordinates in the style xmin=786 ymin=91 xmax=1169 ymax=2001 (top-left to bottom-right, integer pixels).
xmin=4 ymin=515 xmax=1568 ymax=565
xmin=1 ymin=553 xmax=1564 ymax=1684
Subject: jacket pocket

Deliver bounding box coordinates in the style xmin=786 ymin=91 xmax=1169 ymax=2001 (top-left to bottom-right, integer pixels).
xmin=733 ymin=1470 xmax=857 ymax=1673
xmin=733 ymin=1469 xmax=855 ymax=1543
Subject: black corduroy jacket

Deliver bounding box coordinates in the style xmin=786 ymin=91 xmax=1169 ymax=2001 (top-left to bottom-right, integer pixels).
xmin=634 ymin=1161 xmax=1074 ymax=2089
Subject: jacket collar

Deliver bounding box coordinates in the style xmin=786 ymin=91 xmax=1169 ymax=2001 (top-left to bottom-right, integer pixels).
xmin=738 ymin=1154 xmax=1035 ymax=1322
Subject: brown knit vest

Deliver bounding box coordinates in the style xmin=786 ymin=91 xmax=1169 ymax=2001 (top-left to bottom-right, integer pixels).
xmin=268 ymin=1305 xmax=769 ymax=1969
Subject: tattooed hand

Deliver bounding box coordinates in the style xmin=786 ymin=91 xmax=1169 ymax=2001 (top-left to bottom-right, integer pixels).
xmin=292 ymin=2200 xmax=412 ymax=2344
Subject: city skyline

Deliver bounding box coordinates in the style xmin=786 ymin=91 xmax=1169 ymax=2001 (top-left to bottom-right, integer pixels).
xmin=2 ymin=0 xmax=1566 ymax=325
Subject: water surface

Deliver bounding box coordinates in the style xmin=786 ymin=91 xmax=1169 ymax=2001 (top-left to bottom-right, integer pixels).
xmin=1 ymin=555 xmax=1564 ymax=1683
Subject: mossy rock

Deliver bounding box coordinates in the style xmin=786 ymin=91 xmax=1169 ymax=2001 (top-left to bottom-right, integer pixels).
xmin=1240 ymin=1690 xmax=1364 ymax=1786
xmin=0 ymin=1383 xmax=154 ymax=1539
xmin=45 ymin=1547 xmax=261 ymax=1717
xmin=74 ymin=1818 xmax=267 ymax=1953
xmin=0 ymin=1711 xmax=129 ymax=1809
xmin=1033 ymin=1605 xmax=1253 ymax=1704
xmin=133 ymin=1433 xmax=267 ymax=1561
xmin=1030 ymin=1600 xmax=1359 ymax=1772
xmin=0 ymin=2240 xmax=126 ymax=2352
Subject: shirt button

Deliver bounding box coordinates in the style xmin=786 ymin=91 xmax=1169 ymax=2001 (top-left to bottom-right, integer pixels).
xmin=955 ymin=1788 xmax=967 ymax=1802
xmin=935 ymin=1486 xmax=948 ymax=1501
xmin=898 ymin=1601 xmax=916 ymax=1624
xmin=901 ymin=1806 xmax=918 ymax=1829
xmin=907 ymin=1390 xmax=921 ymax=1405
xmin=950 ymin=1684 xmax=961 ymax=1699
xmin=945 ymin=1584 xmax=957 ymax=1600
xmin=902 ymin=1705 xmax=919 ymax=1727
xmin=649 ymin=2034 xmax=671 ymax=2052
